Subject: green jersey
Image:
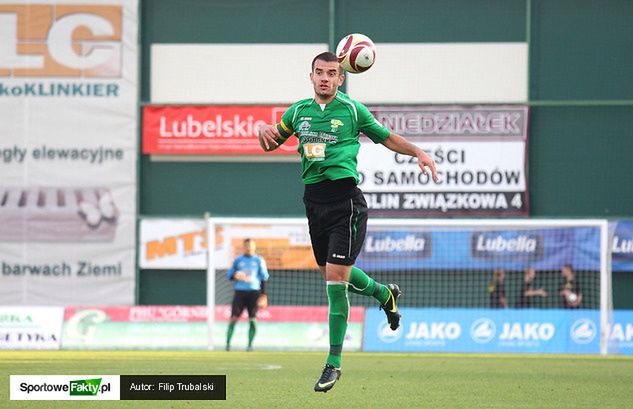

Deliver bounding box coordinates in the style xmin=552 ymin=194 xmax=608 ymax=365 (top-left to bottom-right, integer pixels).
xmin=275 ymin=91 xmax=391 ymax=184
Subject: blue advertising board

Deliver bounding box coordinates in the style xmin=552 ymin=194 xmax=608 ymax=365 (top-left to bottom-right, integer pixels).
xmin=611 ymin=221 xmax=633 ymax=272
xmin=356 ymin=226 xmax=600 ymax=272
xmin=363 ymin=308 xmax=601 ymax=354
xmin=610 ymin=311 xmax=633 ymax=355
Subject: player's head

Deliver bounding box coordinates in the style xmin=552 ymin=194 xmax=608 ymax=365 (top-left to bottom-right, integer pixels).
xmin=243 ymin=238 xmax=256 ymax=256
xmin=493 ymin=268 xmax=505 ymax=282
xmin=310 ymin=52 xmax=344 ymax=100
xmin=525 ymin=266 xmax=536 ymax=281
xmin=561 ymin=263 xmax=574 ymax=280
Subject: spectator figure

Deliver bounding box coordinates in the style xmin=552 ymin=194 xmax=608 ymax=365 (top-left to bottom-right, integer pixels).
xmin=517 ymin=267 xmax=547 ymax=308
xmin=560 ymin=264 xmax=582 ymax=308
xmin=488 ymin=268 xmax=507 ymax=308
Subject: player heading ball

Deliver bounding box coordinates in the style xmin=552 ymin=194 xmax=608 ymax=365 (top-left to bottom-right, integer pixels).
xmin=258 ymin=50 xmax=439 ymax=393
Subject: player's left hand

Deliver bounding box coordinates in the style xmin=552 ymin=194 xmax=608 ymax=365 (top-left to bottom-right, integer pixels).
xmin=257 ymin=294 xmax=268 ymax=308
xmin=417 ymin=150 xmax=439 ymax=182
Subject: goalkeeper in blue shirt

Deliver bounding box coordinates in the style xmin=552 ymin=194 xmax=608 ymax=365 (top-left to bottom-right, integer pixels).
xmin=226 ymin=238 xmax=270 ymax=351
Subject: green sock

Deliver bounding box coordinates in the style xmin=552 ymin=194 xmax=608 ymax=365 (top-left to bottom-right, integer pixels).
xmin=226 ymin=321 xmax=236 ymax=348
xmin=326 ymin=282 xmax=349 ymax=368
xmin=349 ymin=266 xmax=389 ymax=305
xmin=248 ymin=319 xmax=256 ymax=348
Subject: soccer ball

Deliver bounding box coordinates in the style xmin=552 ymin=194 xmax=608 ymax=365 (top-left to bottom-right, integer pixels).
xmin=567 ymin=292 xmax=578 ymax=303
xmin=335 ymin=33 xmax=376 ymax=74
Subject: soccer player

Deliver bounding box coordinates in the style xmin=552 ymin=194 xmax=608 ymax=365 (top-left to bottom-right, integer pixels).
xmin=226 ymin=238 xmax=269 ymax=351
xmin=258 ymin=52 xmax=439 ymax=392
xmin=516 ymin=266 xmax=547 ymax=308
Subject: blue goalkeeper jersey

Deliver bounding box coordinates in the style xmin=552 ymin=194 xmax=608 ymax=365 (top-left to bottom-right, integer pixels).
xmin=227 ymin=254 xmax=269 ymax=291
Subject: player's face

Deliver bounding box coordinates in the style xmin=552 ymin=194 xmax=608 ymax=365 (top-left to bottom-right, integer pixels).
xmin=244 ymin=240 xmax=255 ymax=255
xmin=310 ymin=59 xmax=344 ymax=101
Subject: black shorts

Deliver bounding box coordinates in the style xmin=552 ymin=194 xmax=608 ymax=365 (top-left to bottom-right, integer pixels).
xmin=231 ymin=290 xmax=260 ymax=318
xmin=303 ymin=192 xmax=368 ymax=266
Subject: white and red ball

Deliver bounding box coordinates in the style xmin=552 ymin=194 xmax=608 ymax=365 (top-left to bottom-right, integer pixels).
xmin=336 ymin=33 xmax=376 ymax=74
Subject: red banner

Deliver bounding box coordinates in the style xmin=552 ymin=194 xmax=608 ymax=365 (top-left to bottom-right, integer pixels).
xmin=142 ymin=105 xmax=299 ymax=155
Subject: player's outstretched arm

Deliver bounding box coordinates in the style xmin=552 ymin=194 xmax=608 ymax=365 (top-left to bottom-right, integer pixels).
xmin=258 ymin=124 xmax=281 ymax=152
xmin=381 ymin=133 xmax=440 ymax=182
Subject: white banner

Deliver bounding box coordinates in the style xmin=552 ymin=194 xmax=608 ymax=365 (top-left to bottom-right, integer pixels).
xmin=10 ymin=375 xmax=120 ymax=400
xmin=358 ymin=140 xmax=526 ymax=192
xmin=140 ymin=219 xmax=207 ymax=269
xmin=0 ymin=0 xmax=138 ymax=304
xmin=357 ymin=105 xmax=528 ymax=216
xmin=0 ymin=306 xmax=64 ymax=350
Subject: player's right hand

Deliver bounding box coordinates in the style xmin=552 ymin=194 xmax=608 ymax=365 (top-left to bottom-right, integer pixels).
xmin=257 ymin=294 xmax=268 ymax=308
xmin=258 ymin=124 xmax=281 ymax=152
xmin=234 ymin=272 xmax=247 ymax=281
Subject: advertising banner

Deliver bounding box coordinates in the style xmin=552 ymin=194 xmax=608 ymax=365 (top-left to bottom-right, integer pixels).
xmin=0 ymin=0 xmax=138 ymax=304
xmin=359 ymin=105 xmax=529 ymax=216
xmin=139 ymin=218 xmax=316 ymax=270
xmin=356 ymin=225 xmax=600 ymax=272
xmin=142 ymin=105 xmax=299 ymax=155
xmin=62 ymin=305 xmax=363 ymax=351
xmin=140 ymin=219 xmax=207 ymax=269
xmin=0 ymin=306 xmax=64 ymax=350
xmin=363 ymin=308 xmax=601 ymax=354
xmin=610 ymin=221 xmax=633 ymax=272
xmin=610 ymin=311 xmax=633 ymax=355
xmin=142 ymin=219 xmax=604 ymax=272
xmin=212 ymin=222 xmax=315 ymax=270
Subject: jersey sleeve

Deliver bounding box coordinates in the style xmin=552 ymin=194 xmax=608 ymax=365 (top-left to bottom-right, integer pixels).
xmin=227 ymin=258 xmax=238 ymax=280
xmin=356 ymin=102 xmax=391 ymax=143
xmin=274 ymin=106 xmax=296 ymax=144
xmin=258 ymin=257 xmax=270 ymax=282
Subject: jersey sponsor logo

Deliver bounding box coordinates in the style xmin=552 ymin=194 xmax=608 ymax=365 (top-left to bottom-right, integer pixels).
xmin=570 ymin=319 xmax=597 ymax=344
xmin=303 ymin=143 xmax=325 ymax=161
xmin=0 ymin=4 xmax=122 ymax=78
xmin=299 ymin=120 xmax=311 ymax=131
xmin=470 ymin=318 xmax=496 ymax=343
xmin=330 ymin=119 xmax=343 ymax=132
xmin=471 ymin=231 xmax=543 ymax=261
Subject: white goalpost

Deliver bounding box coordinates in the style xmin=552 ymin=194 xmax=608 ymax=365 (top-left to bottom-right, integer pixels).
xmin=206 ymin=217 xmax=612 ymax=354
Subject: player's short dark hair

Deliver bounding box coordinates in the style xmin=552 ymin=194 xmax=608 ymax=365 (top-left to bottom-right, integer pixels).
xmin=312 ymin=51 xmax=341 ymax=73
xmin=244 ymin=238 xmax=254 ymax=245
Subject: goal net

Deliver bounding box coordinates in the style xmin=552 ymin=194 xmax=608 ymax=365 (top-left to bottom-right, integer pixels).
xmin=206 ymin=217 xmax=612 ymax=353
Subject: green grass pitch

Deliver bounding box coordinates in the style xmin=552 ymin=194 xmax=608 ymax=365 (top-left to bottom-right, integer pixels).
xmin=1 ymin=350 xmax=632 ymax=408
